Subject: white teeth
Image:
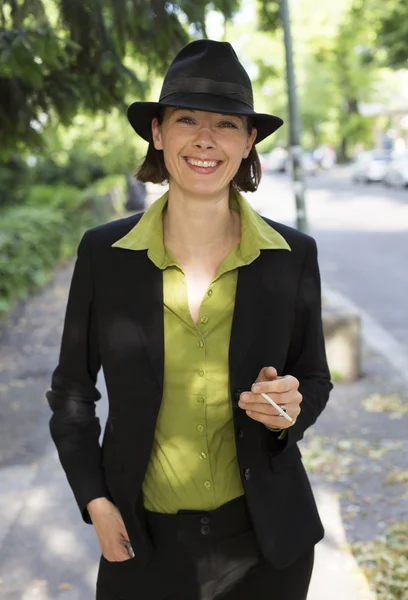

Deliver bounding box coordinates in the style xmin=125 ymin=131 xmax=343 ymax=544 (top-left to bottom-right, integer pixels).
xmin=187 ymin=158 xmax=219 ymax=168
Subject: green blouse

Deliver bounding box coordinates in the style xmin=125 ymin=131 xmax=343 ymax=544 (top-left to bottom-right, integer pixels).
xmin=112 ymin=188 xmax=290 ymax=513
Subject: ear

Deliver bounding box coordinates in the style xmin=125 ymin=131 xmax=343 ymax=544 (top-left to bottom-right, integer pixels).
xmin=243 ymin=128 xmax=257 ymax=159
xmin=152 ymin=118 xmax=163 ymax=150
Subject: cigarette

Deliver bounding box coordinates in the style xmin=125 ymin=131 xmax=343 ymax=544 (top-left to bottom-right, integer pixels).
xmin=260 ymin=392 xmax=294 ymax=424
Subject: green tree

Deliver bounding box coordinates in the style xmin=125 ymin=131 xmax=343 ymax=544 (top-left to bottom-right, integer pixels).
xmin=0 ymin=0 xmax=239 ymax=156
xmin=376 ymin=0 xmax=408 ymax=69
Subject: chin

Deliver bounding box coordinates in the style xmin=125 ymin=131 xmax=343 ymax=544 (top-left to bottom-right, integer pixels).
xmin=189 ymin=186 xmax=224 ymax=198
xmin=181 ymin=178 xmax=228 ymax=197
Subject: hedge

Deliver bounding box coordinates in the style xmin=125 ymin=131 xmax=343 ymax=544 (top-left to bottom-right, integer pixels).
xmin=0 ymin=176 xmax=126 ymax=318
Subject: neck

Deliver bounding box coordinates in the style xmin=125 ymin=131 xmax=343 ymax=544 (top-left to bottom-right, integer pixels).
xmin=163 ymin=184 xmax=240 ymax=260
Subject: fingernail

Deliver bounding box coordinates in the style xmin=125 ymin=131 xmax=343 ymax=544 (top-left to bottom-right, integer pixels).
xmin=252 ymin=384 xmax=261 ymax=392
xmin=241 ymin=392 xmax=250 ymax=401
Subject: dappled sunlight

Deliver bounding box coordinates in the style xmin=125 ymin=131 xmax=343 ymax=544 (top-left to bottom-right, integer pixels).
xmin=308 ymin=486 xmax=374 ymax=599
xmin=21 ymin=579 xmax=52 ymax=600
xmin=23 ymin=487 xmax=54 ymax=521
xmin=44 ymin=527 xmax=86 ymax=559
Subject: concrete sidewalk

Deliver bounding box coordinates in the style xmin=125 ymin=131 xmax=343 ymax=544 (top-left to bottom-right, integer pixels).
xmin=0 ymin=245 xmax=406 ymax=598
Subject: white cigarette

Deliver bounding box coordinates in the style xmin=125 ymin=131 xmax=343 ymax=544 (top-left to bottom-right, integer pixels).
xmin=261 ymin=392 xmax=294 ymax=424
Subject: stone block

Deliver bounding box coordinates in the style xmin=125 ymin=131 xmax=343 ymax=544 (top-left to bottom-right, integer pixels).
xmin=322 ymin=301 xmax=361 ymax=382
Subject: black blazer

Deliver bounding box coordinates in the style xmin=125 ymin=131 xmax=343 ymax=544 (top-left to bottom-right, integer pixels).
xmin=47 ymin=211 xmax=332 ymax=570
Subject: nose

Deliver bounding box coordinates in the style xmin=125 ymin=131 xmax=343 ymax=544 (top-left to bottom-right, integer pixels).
xmin=193 ymin=127 xmax=216 ymax=151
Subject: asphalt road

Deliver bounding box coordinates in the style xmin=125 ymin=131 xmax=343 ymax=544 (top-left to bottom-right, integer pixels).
xmin=246 ymin=166 xmax=408 ymax=352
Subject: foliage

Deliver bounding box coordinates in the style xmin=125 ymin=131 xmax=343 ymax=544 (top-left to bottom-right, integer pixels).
xmin=0 ymin=154 xmax=33 ymax=206
xmin=0 ymin=177 xmax=125 ymax=318
xmin=376 ymin=0 xmax=408 ymax=69
xmin=256 ymin=0 xmax=280 ymax=32
xmin=352 ymin=522 xmax=408 ymax=600
xmin=33 ymin=150 xmax=106 ymax=189
xmin=0 ymin=0 xmax=240 ymax=157
xmin=0 ymin=107 xmax=142 ymax=210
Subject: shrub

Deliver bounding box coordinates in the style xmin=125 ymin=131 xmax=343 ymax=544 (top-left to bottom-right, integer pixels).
xmin=0 ymin=177 xmax=125 ymax=318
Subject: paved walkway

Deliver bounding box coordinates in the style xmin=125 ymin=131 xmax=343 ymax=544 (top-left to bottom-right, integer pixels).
xmin=0 ymin=215 xmax=407 ymax=598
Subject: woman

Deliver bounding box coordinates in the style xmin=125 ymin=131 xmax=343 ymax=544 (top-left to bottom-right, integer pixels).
xmin=47 ymin=39 xmax=332 ymax=600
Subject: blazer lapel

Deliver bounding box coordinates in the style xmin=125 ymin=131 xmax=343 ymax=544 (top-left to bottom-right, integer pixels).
xmin=137 ymin=255 xmax=165 ymax=393
xmin=117 ymin=249 xmax=165 ymax=394
xmin=229 ymin=251 xmax=285 ymax=380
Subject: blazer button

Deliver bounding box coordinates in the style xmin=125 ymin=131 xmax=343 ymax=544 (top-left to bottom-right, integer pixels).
xmin=201 ymin=525 xmax=211 ymax=535
xmin=244 ymin=468 xmax=251 ymax=481
xmin=238 ymin=428 xmax=244 ymax=440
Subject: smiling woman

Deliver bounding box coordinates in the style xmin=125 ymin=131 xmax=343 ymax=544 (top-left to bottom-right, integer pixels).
xmin=137 ymin=108 xmax=261 ymax=192
xmin=47 ymin=38 xmax=332 ymax=600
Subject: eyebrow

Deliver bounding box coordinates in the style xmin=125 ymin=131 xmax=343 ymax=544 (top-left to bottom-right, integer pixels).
xmin=172 ymin=108 xmax=243 ymax=121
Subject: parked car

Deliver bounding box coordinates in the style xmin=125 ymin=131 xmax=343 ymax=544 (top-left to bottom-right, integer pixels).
xmin=313 ymin=144 xmax=337 ymax=169
xmin=383 ymin=153 xmax=408 ymax=188
xmin=260 ymin=148 xmax=318 ymax=175
xmin=260 ymin=148 xmax=288 ymax=172
xmin=351 ymin=151 xmax=391 ymax=183
xmin=301 ymin=151 xmax=319 ymax=176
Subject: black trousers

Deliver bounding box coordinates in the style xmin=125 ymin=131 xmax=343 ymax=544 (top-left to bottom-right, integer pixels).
xmin=96 ymin=496 xmax=314 ymax=600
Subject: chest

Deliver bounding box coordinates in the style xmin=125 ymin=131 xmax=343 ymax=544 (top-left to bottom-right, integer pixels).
xmin=180 ymin=268 xmax=217 ymax=325
xmin=171 ymin=246 xmax=239 ymax=326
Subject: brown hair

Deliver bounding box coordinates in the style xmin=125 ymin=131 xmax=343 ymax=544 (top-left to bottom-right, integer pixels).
xmin=136 ymin=109 xmax=262 ymax=193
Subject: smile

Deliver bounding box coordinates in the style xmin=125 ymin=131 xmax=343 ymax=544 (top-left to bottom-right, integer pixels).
xmin=184 ymin=157 xmax=223 ymax=174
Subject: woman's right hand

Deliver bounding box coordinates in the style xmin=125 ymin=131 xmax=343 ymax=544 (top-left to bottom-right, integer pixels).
xmin=87 ymin=497 xmax=133 ymax=562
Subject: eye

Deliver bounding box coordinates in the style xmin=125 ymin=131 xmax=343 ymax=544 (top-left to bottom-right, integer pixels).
xmin=176 ymin=117 xmax=195 ymax=124
xmin=218 ymin=121 xmax=239 ymax=128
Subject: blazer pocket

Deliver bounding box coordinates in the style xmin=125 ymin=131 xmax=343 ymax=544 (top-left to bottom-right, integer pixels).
xmin=269 ymin=444 xmax=302 ymax=473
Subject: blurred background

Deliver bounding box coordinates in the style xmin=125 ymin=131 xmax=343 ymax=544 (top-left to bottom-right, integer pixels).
xmin=2 ymin=0 xmax=408 ymax=317
xmin=1 ymin=1 xmax=407 ymax=599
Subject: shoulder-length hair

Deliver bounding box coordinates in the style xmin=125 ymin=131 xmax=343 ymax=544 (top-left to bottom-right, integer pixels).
xmin=136 ymin=109 xmax=262 ymax=193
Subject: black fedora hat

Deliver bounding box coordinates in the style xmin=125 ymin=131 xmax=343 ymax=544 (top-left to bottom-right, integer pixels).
xmin=127 ymin=39 xmax=283 ymax=144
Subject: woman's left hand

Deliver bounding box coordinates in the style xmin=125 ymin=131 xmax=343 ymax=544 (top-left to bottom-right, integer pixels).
xmin=238 ymin=366 xmax=302 ymax=429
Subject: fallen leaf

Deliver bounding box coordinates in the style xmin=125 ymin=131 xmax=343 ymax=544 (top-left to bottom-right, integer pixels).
xmin=58 ymin=583 xmax=72 ymax=591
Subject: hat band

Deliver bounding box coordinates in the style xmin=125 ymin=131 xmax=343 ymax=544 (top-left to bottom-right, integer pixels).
xmin=160 ymin=77 xmax=254 ymax=109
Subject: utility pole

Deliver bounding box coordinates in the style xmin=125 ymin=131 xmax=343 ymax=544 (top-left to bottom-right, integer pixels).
xmin=280 ymin=0 xmax=308 ymax=233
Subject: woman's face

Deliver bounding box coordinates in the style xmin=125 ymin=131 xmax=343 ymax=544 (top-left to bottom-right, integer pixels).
xmin=151 ymin=108 xmax=257 ymax=198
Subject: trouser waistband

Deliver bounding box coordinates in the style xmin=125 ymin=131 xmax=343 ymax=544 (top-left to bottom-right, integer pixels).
xmin=144 ymin=495 xmax=252 ymax=543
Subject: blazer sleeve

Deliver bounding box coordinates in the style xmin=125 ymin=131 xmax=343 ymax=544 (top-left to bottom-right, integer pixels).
xmin=279 ymin=236 xmax=333 ymax=449
xmin=47 ymin=231 xmax=111 ymax=524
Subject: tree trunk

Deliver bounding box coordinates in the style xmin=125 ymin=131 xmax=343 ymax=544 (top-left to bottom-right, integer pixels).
xmin=339 ymin=135 xmax=348 ymax=164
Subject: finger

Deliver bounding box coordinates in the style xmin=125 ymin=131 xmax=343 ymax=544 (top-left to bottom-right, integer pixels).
xmin=251 ymin=376 xmax=299 ymax=395
xmin=245 ymin=409 xmax=294 ymax=429
xmin=245 ymin=404 xmax=298 ymax=420
xmin=103 ymin=547 xmax=132 ymax=562
xmin=256 ymin=366 xmax=277 ymax=383
xmin=244 ymin=401 xmax=301 ymax=420
xmin=240 ymin=390 xmax=302 ymax=407
xmin=124 ymin=540 xmax=135 ymax=558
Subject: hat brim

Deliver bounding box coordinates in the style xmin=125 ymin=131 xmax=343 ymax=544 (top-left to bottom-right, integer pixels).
xmin=127 ymin=93 xmax=283 ymax=144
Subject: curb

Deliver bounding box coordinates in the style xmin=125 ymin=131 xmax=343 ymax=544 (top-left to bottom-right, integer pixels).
xmin=323 ymin=283 xmax=408 ymax=387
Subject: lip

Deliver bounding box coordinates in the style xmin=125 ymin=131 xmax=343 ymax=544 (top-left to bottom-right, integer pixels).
xmin=183 ymin=157 xmax=223 ymax=175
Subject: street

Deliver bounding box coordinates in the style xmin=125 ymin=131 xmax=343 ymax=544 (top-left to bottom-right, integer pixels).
xmin=247 ymin=166 xmax=408 ymax=352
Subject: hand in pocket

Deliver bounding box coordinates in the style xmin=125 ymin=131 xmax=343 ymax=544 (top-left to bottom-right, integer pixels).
xmin=88 ymin=498 xmax=134 ymax=562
